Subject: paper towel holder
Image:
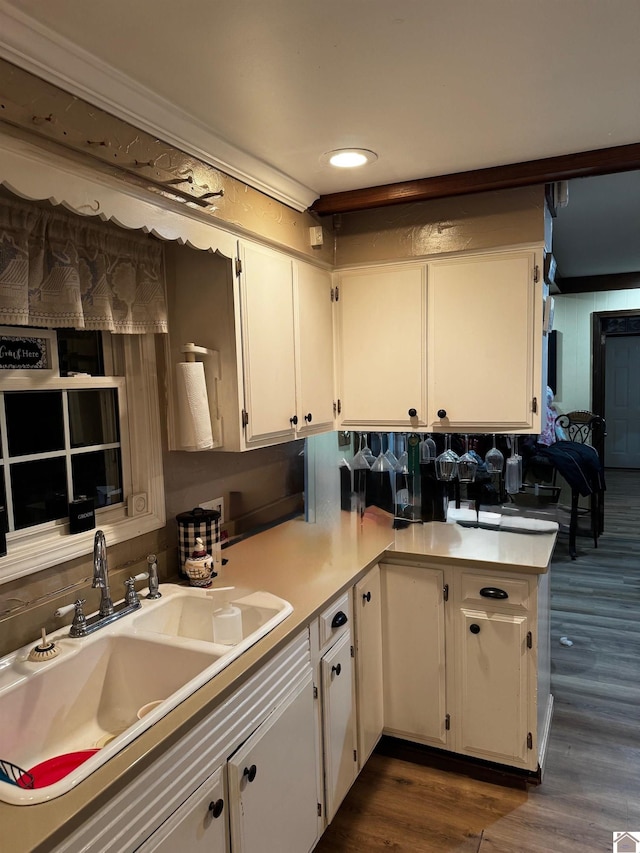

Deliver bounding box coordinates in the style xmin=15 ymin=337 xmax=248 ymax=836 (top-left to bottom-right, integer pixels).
xmin=180 ymin=342 xmax=223 ymax=448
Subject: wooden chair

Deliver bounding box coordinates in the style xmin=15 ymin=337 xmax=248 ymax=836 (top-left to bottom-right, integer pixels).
xmin=554 ymin=411 xmax=606 ymax=558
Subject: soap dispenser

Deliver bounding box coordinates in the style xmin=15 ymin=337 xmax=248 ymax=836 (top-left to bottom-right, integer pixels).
xmin=213 ymin=601 xmax=243 ymax=645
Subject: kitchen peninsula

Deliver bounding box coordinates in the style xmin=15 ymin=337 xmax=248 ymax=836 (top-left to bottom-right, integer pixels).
xmin=1 ymin=510 xmax=556 ymax=853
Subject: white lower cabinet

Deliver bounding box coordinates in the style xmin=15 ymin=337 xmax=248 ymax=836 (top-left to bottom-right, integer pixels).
xmin=228 ymin=671 xmax=319 ymax=853
xmin=381 ymin=563 xmax=448 ymax=747
xmin=136 ymin=766 xmax=228 ymax=853
xmin=381 ymin=561 xmax=550 ymax=773
xmin=455 ymin=607 xmax=530 ymax=766
xmin=313 ymin=591 xmax=358 ymax=824
xmin=353 ymin=564 xmax=384 ymax=768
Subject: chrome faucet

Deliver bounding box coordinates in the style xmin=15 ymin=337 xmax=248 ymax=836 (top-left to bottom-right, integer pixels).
xmin=55 ymin=529 xmax=146 ymax=637
xmin=92 ymin=529 xmax=115 ymax=617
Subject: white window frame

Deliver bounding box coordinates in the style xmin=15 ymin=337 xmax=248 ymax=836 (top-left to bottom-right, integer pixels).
xmin=0 ymin=333 xmax=164 ymax=583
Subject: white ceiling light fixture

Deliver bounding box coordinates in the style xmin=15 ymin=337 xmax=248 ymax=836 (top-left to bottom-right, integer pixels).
xmin=322 ymin=148 xmax=378 ymax=168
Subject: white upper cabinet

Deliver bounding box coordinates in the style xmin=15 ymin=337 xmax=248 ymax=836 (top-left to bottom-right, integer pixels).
xmin=294 ymin=261 xmax=335 ymax=436
xmin=239 ymin=241 xmax=298 ymax=446
xmin=426 ymin=250 xmax=543 ymax=432
xmin=335 ymin=264 xmax=428 ymax=430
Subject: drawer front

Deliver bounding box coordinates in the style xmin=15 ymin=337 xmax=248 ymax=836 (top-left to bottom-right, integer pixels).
xmin=459 ymin=573 xmax=531 ymax=610
xmin=319 ymin=591 xmax=351 ymax=650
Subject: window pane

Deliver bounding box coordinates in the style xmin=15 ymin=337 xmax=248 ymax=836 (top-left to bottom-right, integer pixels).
xmin=72 ymin=449 xmax=123 ymax=507
xmin=68 ymin=390 xmax=120 ymax=448
xmin=11 ymin=457 xmax=68 ymax=529
xmin=5 ymin=392 xmax=64 ymax=456
xmin=57 ymin=330 xmax=105 ymax=377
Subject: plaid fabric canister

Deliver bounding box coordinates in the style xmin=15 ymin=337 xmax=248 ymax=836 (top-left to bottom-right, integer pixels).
xmin=176 ymin=507 xmax=221 ymax=575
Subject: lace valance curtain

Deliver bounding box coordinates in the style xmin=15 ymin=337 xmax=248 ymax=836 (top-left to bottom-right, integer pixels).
xmin=0 ymin=195 xmax=167 ymax=333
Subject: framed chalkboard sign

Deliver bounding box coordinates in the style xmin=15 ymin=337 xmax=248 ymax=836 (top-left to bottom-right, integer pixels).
xmin=0 ymin=327 xmax=59 ymax=375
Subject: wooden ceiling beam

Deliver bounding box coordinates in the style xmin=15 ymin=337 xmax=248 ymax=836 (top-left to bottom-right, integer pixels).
xmin=557 ymin=271 xmax=640 ymax=294
xmin=311 ymin=141 xmax=640 ymax=216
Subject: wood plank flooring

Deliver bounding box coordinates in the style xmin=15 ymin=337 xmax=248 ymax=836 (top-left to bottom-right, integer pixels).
xmin=315 ymin=469 xmax=640 ymax=853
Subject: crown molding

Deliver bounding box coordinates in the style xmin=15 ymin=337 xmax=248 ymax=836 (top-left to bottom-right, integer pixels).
xmin=0 ymin=2 xmax=318 ymax=212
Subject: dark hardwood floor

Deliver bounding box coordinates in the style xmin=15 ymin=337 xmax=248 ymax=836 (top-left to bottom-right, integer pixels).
xmin=315 ymin=469 xmax=640 ymax=853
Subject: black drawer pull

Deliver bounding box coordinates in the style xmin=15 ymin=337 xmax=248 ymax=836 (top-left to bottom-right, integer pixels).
xmin=408 ymin=408 xmax=417 ymax=417
xmin=332 ymin=663 xmax=342 ymax=676
xmin=243 ymin=764 xmax=257 ymax=783
xmin=209 ymin=798 xmax=224 ymax=818
xmin=363 ymin=591 xmax=371 ymax=603
xmin=290 ymin=415 xmax=298 ymax=426
xmin=469 ymin=623 xmax=481 ymax=634
xmin=437 ymin=409 xmax=447 ymax=419
xmin=331 ymin=610 xmax=348 ymax=628
xmin=479 ymin=587 xmax=509 ymax=600
xmin=304 ymin=412 xmax=313 ymax=423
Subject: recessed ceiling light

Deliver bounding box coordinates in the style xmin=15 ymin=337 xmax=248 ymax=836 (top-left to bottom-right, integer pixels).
xmin=322 ymin=149 xmax=378 ymax=168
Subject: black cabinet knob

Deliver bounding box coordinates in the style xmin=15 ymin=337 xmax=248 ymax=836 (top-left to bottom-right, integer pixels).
xmin=209 ymin=798 xmax=224 ymax=819
xmin=479 ymin=587 xmax=509 ymax=600
xmin=437 ymin=409 xmax=447 ymax=419
xmin=332 ymin=663 xmax=342 ymax=676
xmin=363 ymin=591 xmax=371 ymax=603
xmin=408 ymin=408 xmax=417 ymax=417
xmin=331 ymin=610 xmax=348 ymax=628
xmin=469 ymin=623 xmax=481 ymax=634
xmin=290 ymin=415 xmax=298 ymax=426
xmin=304 ymin=412 xmax=313 ymax=423
xmin=243 ymin=764 xmax=257 ymax=783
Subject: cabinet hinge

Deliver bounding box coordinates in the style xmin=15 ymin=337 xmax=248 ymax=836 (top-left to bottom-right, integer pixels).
xmin=241 ymin=409 xmax=249 ymax=427
xmin=445 ymin=713 xmax=451 ymax=731
xmin=532 ymin=396 xmax=538 ymax=414
xmin=337 ymin=399 xmax=341 ymax=414
xmin=443 ymin=583 xmax=449 ymax=602
xmin=527 ymin=631 xmax=533 ymax=649
xmin=527 ymin=732 xmax=533 ymax=750
xmin=331 ymin=286 xmax=340 ymax=302
xmin=317 ymin=803 xmax=322 ymax=817
xmin=235 ymin=257 xmax=242 ymax=277
xmin=313 ymin=684 xmax=318 ymax=699
xmin=350 ymin=644 xmax=354 ymax=658
xmin=333 ymin=399 xmax=341 ymax=416
xmin=353 ymin=749 xmax=357 ymax=762
xmin=533 ymin=264 xmax=540 ymax=283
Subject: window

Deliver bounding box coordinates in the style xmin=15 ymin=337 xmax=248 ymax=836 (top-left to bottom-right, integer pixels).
xmin=0 ymin=327 xmax=164 ymax=584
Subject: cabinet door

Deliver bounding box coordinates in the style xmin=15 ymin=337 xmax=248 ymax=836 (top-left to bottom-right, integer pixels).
xmin=294 ymin=261 xmax=335 ymax=435
xmin=321 ymin=630 xmax=358 ymax=821
xmin=227 ymin=672 xmax=318 ymax=853
xmin=136 ymin=766 xmax=228 ymax=853
xmin=238 ymin=241 xmax=297 ymax=446
xmin=354 ymin=564 xmax=384 ymax=767
xmin=336 ymin=264 xmax=427 ymax=428
xmin=427 ymin=251 xmax=541 ymax=431
xmin=456 ymin=608 xmax=530 ymax=766
xmin=381 ymin=563 xmax=447 ymax=747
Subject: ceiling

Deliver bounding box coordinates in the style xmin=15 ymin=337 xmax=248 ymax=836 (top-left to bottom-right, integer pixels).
xmin=1 ymin=0 xmax=640 ymax=280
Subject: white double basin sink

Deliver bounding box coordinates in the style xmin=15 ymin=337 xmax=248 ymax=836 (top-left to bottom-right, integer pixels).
xmin=0 ymin=584 xmax=292 ymax=805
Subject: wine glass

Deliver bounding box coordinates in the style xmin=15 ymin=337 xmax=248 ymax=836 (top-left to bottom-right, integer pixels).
xmin=435 ymin=435 xmax=458 ymax=481
xmin=359 ymin=433 xmax=376 ymax=467
xmin=505 ymin=435 xmax=523 ymax=494
xmin=371 ymin=433 xmax=395 ymax=472
xmin=457 ymin=435 xmax=478 ymax=483
xmin=419 ymin=434 xmax=437 ymax=463
xmin=485 ymin=434 xmax=504 ymax=474
xmin=352 ymin=433 xmax=372 ymax=470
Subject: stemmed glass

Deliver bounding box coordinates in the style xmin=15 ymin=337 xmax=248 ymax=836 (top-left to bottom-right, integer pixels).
xmin=359 ymin=433 xmax=376 ymax=467
xmin=457 ymin=435 xmax=478 ymax=484
xmin=351 ymin=434 xmax=371 ymax=519
xmin=505 ymin=435 xmax=523 ymax=494
xmin=352 ymin=433 xmax=373 ymax=471
xmin=435 ymin=434 xmax=459 ymax=482
xmin=419 ymin=434 xmax=437 ymax=463
xmin=371 ymin=433 xmax=396 ymax=472
xmin=485 ymin=434 xmax=504 ymax=474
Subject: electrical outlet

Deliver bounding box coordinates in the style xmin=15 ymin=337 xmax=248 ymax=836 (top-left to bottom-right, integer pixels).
xmin=199 ymin=496 xmax=224 ymax=523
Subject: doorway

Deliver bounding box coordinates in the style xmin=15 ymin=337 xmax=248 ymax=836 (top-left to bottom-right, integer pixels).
xmin=592 ymin=309 xmax=640 ymax=468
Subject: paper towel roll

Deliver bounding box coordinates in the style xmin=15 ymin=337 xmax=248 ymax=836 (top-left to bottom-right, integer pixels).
xmin=176 ymin=361 xmax=214 ymax=451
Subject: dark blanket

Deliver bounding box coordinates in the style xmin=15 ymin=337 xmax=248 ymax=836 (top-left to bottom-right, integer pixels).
xmin=536 ymin=441 xmax=605 ymax=497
